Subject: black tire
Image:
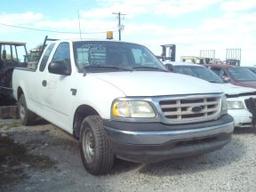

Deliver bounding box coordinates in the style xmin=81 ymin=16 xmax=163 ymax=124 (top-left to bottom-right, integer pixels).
xmin=79 ymin=115 xmax=114 ymax=175
xmin=18 ymin=94 xmax=36 ymax=125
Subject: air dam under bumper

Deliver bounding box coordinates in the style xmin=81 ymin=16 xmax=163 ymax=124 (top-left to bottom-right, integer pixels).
xmin=103 ymin=114 xmax=234 ymax=163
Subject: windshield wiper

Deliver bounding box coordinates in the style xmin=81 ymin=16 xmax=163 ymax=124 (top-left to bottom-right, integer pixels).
xmin=83 ymin=65 xmax=133 ymax=75
xmin=132 ymin=66 xmax=167 ymax=72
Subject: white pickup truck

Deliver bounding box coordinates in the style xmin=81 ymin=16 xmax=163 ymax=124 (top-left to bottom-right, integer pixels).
xmin=12 ymin=40 xmax=234 ymax=175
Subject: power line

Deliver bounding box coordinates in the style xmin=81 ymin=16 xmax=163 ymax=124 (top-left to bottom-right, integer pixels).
xmin=0 ymin=22 xmax=113 ymax=35
xmin=113 ymin=12 xmax=126 ymax=41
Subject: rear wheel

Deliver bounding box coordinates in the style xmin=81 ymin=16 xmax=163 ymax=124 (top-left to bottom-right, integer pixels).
xmin=18 ymin=94 xmax=36 ymax=125
xmin=79 ymin=115 xmax=114 ymax=175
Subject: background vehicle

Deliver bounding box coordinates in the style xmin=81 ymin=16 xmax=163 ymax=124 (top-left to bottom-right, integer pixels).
xmin=242 ymin=66 xmax=256 ymax=75
xmin=180 ymin=56 xmax=215 ymax=65
xmin=167 ymin=62 xmax=256 ymax=128
xmin=206 ymin=64 xmax=256 ymax=89
xmin=12 ymin=40 xmax=234 ymax=175
xmin=0 ymin=41 xmax=28 ymax=100
xmin=156 ymin=44 xmax=176 ymax=62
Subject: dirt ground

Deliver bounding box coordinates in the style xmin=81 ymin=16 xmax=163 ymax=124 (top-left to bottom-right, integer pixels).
xmin=0 ymin=118 xmax=256 ymax=192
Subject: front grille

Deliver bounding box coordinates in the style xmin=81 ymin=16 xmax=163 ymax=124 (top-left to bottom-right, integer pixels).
xmin=159 ymin=95 xmax=221 ymax=124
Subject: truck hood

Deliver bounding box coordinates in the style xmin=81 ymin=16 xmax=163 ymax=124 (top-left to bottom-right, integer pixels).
xmin=216 ymin=83 xmax=256 ymax=96
xmin=91 ymin=72 xmax=222 ymax=96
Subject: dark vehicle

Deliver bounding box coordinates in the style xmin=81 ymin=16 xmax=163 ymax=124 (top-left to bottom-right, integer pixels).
xmin=0 ymin=41 xmax=28 ymax=98
xmin=206 ymin=64 xmax=256 ymax=89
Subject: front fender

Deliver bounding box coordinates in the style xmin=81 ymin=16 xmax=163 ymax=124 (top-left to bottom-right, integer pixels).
xmin=70 ymin=75 xmax=126 ymax=129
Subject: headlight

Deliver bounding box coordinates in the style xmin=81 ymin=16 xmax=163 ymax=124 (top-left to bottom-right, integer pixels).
xmin=221 ymin=95 xmax=228 ymax=114
xmin=227 ymin=100 xmax=245 ymax=109
xmin=112 ymin=99 xmax=156 ymax=118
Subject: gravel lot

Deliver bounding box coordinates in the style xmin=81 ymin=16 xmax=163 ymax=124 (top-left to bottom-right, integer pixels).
xmin=0 ymin=118 xmax=256 ymax=192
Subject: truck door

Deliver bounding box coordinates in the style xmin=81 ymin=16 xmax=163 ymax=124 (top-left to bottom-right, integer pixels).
xmin=29 ymin=43 xmax=55 ymax=110
xmin=44 ymin=42 xmax=74 ymax=129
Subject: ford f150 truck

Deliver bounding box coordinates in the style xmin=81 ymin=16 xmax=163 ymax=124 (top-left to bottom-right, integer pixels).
xmin=168 ymin=62 xmax=256 ymax=128
xmin=12 ymin=40 xmax=234 ymax=175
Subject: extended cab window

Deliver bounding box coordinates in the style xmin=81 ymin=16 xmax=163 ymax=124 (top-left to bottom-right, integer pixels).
xmin=39 ymin=43 xmax=55 ymax=72
xmin=48 ymin=42 xmax=71 ymax=74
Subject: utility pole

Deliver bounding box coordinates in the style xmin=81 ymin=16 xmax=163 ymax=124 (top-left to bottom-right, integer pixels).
xmin=112 ymin=12 xmax=126 ymax=41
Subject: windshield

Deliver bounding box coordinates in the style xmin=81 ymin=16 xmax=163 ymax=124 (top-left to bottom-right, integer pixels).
xmin=73 ymin=41 xmax=166 ymax=72
xmin=173 ymin=65 xmax=224 ymax=83
xmin=227 ymin=67 xmax=256 ymax=81
xmin=247 ymin=67 xmax=256 ymax=74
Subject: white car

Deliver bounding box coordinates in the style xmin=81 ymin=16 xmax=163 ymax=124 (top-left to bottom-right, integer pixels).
xmin=12 ymin=40 xmax=234 ymax=175
xmin=168 ymin=61 xmax=256 ymax=128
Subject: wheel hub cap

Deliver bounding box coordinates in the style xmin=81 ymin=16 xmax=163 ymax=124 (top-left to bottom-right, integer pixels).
xmin=19 ymin=104 xmax=25 ymax=120
xmin=82 ymin=130 xmax=95 ymax=163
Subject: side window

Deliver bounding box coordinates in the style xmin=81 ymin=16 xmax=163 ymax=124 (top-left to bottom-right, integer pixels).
xmin=211 ymin=68 xmax=228 ymax=80
xmin=221 ymin=69 xmax=229 ymax=79
xmin=211 ymin=68 xmax=221 ymax=76
xmin=51 ymin=43 xmax=70 ymax=63
xmin=219 ymin=69 xmax=225 ymax=77
xmin=15 ymin=46 xmax=27 ymax=63
xmin=39 ymin=43 xmax=55 ymax=72
xmin=50 ymin=42 xmax=71 ymax=66
xmin=48 ymin=42 xmax=71 ymax=75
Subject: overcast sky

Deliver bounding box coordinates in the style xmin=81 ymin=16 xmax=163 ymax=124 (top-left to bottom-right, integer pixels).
xmin=0 ymin=0 xmax=255 ymax=65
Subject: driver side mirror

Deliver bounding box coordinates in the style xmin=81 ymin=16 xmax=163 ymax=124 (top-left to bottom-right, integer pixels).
xmin=48 ymin=60 xmax=71 ymax=75
xmin=165 ymin=63 xmax=174 ymax=72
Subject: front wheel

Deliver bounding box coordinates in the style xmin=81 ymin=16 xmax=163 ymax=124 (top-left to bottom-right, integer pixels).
xmin=79 ymin=115 xmax=114 ymax=175
xmin=18 ymin=94 xmax=36 ymax=125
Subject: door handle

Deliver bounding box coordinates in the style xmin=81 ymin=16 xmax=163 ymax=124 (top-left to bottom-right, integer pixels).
xmin=42 ymin=80 xmax=47 ymax=87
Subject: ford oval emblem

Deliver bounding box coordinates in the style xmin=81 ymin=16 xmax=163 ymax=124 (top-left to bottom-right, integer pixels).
xmin=191 ymin=106 xmax=204 ymax=113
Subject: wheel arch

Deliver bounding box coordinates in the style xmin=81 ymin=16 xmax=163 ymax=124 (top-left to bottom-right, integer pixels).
xmin=17 ymin=86 xmax=24 ymax=99
xmin=73 ymin=105 xmax=100 ymax=139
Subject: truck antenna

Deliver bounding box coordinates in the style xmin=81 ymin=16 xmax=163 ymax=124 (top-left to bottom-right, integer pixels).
xmin=77 ymin=10 xmax=82 ymax=39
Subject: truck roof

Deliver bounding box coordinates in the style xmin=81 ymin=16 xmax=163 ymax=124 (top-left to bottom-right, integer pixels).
xmin=54 ymin=39 xmax=139 ymax=45
xmin=0 ymin=41 xmax=26 ymax=46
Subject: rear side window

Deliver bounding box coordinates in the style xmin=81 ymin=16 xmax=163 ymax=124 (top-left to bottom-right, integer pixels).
xmin=39 ymin=43 xmax=55 ymax=72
